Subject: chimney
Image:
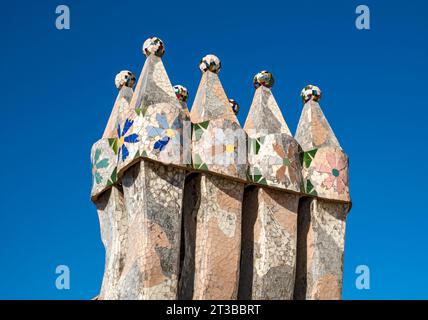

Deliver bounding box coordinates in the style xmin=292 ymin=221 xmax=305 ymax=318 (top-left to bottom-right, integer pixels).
xmin=239 ymin=71 xmax=302 ymax=299
xmin=294 ymin=85 xmax=351 ymax=300
xmin=114 ymin=37 xmax=188 ymax=299
xmin=187 ymin=54 xmax=247 ymax=299
xmin=91 ymin=70 xmax=135 ymax=299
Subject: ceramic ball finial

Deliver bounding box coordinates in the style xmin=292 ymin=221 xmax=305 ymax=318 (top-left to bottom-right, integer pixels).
xmin=173 ymin=85 xmax=189 ymax=103
xmin=115 ymin=70 xmax=136 ymax=90
xmin=301 ymin=85 xmax=322 ymax=103
xmin=229 ymin=98 xmax=239 ymax=115
xmin=253 ymin=70 xmax=274 ymax=89
xmin=199 ymin=54 xmax=221 ymax=74
xmin=142 ymin=37 xmax=165 ymax=58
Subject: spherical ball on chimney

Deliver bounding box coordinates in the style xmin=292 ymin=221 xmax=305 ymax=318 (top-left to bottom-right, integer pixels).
xmin=229 ymin=98 xmax=239 ymax=115
xmin=142 ymin=37 xmax=165 ymax=58
xmin=115 ymin=70 xmax=136 ymax=90
xmin=301 ymin=85 xmax=322 ymax=103
xmin=199 ymin=54 xmax=221 ymax=74
xmin=253 ymin=71 xmax=274 ymax=89
xmin=173 ymin=85 xmax=189 ymax=103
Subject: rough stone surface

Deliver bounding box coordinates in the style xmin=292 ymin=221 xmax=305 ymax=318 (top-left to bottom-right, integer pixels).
xmin=240 ymin=187 xmax=298 ymax=300
xmin=117 ymin=160 xmax=185 ymax=299
xmin=96 ymin=186 xmax=127 ymax=300
xmin=294 ymin=198 xmax=349 ymax=300
xmin=192 ymin=174 xmax=244 ymax=299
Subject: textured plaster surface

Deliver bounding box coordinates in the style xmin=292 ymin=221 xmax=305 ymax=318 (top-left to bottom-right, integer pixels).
xmin=117 ymin=161 xmax=185 ymax=299
xmin=294 ymin=198 xmax=349 ymax=300
xmin=240 ymin=187 xmax=299 ymax=300
xmin=96 ymin=186 xmax=127 ymax=300
xmin=192 ymin=174 xmax=244 ymax=299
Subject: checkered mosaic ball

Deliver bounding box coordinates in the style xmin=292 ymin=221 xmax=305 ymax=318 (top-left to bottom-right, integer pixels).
xmin=301 ymin=85 xmax=322 ymax=103
xmin=142 ymin=37 xmax=165 ymax=58
xmin=253 ymin=71 xmax=274 ymax=89
xmin=174 ymin=85 xmax=189 ymax=103
xmin=115 ymin=70 xmax=136 ymax=90
xmin=229 ymin=99 xmax=239 ymax=115
xmin=199 ymin=54 xmax=221 ymax=74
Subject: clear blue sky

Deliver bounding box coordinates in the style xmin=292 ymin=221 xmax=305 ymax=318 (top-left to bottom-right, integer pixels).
xmin=0 ymin=0 xmax=427 ymax=300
